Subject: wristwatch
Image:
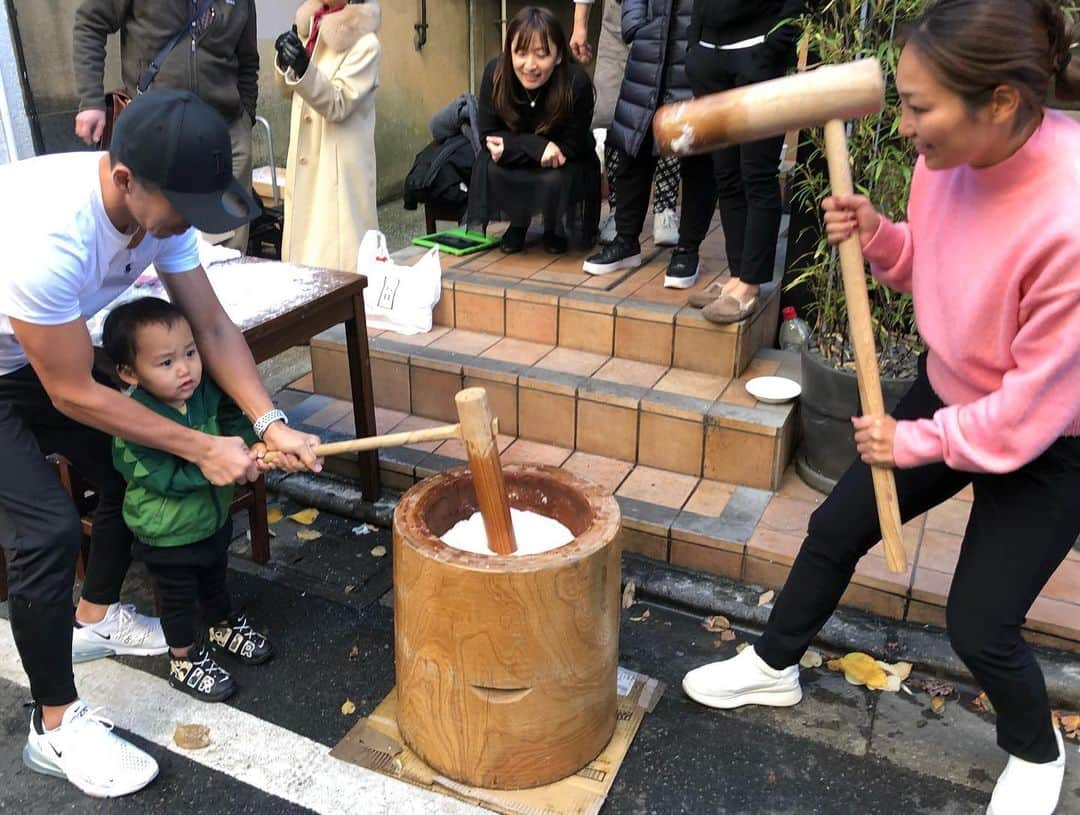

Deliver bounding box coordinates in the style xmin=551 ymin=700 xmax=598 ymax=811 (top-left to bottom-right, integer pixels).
xmin=253 ymin=408 xmax=289 ymax=440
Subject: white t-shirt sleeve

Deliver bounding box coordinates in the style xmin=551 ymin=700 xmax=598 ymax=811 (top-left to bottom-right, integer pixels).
xmin=152 ymin=228 xmax=201 ymax=274
xmin=1 ymin=238 xmax=88 ymax=326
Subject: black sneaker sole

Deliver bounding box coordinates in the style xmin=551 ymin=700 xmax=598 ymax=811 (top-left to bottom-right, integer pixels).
xmin=582 ymin=253 xmax=642 ymax=275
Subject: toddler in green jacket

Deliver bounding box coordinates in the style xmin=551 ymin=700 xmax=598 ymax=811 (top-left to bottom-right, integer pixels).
xmin=103 ymin=297 xmax=273 ymax=703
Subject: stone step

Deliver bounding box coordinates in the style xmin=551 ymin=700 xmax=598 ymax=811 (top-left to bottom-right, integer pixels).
xmin=273 ymin=385 xmax=1080 ymax=656
xmin=310 ymin=324 xmax=800 ymax=491
xmin=391 ymin=213 xmax=786 ymax=379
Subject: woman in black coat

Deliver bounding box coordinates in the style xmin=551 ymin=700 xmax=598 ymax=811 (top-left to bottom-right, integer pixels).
xmin=680 ymin=0 xmax=807 ymax=323
xmin=467 ymin=6 xmax=600 ymax=254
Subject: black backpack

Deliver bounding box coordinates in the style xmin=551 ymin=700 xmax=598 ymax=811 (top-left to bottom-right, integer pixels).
xmin=402 ymin=134 xmax=477 ymax=211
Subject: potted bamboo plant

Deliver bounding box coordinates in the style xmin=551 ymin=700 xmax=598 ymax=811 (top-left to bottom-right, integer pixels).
xmin=786 ymin=0 xmax=929 ymax=491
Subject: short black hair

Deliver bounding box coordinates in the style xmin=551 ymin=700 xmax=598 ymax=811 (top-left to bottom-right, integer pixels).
xmin=102 ymin=297 xmax=185 ymax=368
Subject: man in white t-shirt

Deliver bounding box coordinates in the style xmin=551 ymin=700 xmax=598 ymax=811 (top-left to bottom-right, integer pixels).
xmin=0 ymin=89 xmax=322 ymax=798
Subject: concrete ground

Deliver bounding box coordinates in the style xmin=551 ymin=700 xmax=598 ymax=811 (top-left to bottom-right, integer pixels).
xmin=2 ymin=499 xmax=1076 ymax=814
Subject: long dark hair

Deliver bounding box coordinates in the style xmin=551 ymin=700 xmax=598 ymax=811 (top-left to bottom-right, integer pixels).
xmin=492 ymin=7 xmax=575 ymax=134
xmin=903 ymin=0 xmax=1080 ymax=128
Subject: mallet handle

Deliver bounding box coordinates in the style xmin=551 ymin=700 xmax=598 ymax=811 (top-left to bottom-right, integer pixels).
xmin=261 ymin=419 xmax=498 ymax=463
xmin=455 ymin=387 xmax=517 ymax=555
xmin=824 ymin=119 xmax=907 ymax=574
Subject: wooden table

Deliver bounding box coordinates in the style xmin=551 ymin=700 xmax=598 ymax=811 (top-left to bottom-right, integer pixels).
xmin=89 ymin=259 xmax=380 ymax=497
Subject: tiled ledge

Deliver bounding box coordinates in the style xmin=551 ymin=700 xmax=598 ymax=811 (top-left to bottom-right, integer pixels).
xmin=311 ymin=326 xmax=800 ymax=490
xmin=274 ymin=385 xmax=1080 ymax=655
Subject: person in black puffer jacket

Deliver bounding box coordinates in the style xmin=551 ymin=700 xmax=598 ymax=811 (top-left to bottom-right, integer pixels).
xmin=680 ymin=0 xmax=807 ymax=324
xmin=582 ymin=0 xmax=698 ymax=285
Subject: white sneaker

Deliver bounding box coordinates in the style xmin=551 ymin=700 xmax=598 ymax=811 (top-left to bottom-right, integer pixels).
xmin=598 ymin=211 xmax=617 ymax=245
xmin=986 ymin=726 xmax=1065 ymax=815
xmin=72 ymin=602 xmax=169 ymax=663
xmin=682 ymin=644 xmax=802 ymax=709
xmin=23 ymin=700 xmax=159 ymax=798
xmin=653 ymin=208 xmax=680 ymax=247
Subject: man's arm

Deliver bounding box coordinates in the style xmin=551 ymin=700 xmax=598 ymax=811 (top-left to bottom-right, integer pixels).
xmin=73 ymin=0 xmax=128 ymax=112
xmin=570 ymin=1 xmax=594 ymax=63
xmin=236 ymin=1 xmax=260 ymax=124
xmin=11 ymin=316 xmax=253 ymax=487
xmin=161 ymin=266 xmax=322 ymax=472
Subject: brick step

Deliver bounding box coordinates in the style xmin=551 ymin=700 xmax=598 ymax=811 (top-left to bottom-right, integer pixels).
xmin=273 ymin=384 xmax=1080 ymax=656
xmin=310 ymin=324 xmax=800 ymax=491
xmin=391 ymin=212 xmax=785 ymax=379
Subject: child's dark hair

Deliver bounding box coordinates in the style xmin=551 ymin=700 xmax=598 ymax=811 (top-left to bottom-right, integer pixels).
xmin=493 ymin=6 xmax=575 ymax=135
xmin=903 ymin=0 xmax=1080 ymax=128
xmin=102 ymin=297 xmax=185 ymax=368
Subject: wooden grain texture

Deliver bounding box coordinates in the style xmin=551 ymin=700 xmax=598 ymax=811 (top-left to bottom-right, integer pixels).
xmin=824 ymin=119 xmax=907 ymax=574
xmin=394 ymin=465 xmax=622 ymax=789
xmin=455 ymin=387 xmax=516 ymax=555
xmin=654 ymin=58 xmax=884 ymax=155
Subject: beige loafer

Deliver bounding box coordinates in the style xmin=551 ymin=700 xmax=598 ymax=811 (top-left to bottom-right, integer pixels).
xmin=687 ymin=272 xmax=733 ymax=308
xmin=702 ymin=293 xmax=758 ymax=324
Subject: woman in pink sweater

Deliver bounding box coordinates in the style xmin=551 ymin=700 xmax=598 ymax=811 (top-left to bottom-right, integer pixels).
xmin=681 ymin=2 xmax=1080 ymax=812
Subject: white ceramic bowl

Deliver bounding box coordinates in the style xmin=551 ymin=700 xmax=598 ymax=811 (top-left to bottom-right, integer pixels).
xmin=745 ymin=376 xmax=802 ymax=404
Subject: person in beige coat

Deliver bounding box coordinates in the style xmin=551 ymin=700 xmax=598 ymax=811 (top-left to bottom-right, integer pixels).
xmin=275 ymin=0 xmax=381 ymax=273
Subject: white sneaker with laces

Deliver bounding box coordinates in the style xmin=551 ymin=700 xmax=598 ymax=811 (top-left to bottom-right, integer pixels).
xmin=72 ymin=602 xmax=169 ymax=663
xmin=653 ymin=208 xmax=679 ymax=247
xmin=682 ymin=644 xmax=802 ymax=709
xmin=598 ymin=211 xmax=617 ymax=244
xmin=986 ymin=726 xmax=1065 ymax=815
xmin=23 ymin=700 xmax=159 ymax=797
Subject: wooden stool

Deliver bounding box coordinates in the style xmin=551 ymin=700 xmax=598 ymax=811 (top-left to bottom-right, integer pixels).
xmin=0 ymin=458 xmax=271 ymax=602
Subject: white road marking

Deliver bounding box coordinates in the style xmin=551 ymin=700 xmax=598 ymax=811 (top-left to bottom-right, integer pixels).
xmin=0 ymin=619 xmax=478 ymax=814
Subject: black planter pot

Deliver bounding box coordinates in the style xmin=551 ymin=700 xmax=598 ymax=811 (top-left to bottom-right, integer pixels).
xmin=796 ymin=347 xmax=915 ymax=493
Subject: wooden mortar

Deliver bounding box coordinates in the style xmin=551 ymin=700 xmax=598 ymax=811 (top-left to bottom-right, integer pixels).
xmin=393 ymin=464 xmax=622 ymax=789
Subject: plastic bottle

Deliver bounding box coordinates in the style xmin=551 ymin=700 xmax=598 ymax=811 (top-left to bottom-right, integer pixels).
xmin=778 ymin=306 xmax=812 ymax=352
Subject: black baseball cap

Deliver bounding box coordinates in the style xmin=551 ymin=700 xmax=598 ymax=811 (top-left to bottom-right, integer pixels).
xmin=109 ymin=89 xmax=258 ymax=233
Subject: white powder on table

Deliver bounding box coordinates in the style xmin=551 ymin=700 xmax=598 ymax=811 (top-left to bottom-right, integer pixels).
xmin=441 ymin=508 xmax=574 ymax=556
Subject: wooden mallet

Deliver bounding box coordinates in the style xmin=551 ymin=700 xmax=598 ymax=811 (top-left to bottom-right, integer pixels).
xmin=653 ymin=58 xmax=907 ymax=573
xmin=263 ymin=388 xmax=518 ymax=555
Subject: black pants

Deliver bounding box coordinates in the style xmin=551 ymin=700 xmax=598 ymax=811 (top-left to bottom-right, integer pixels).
xmin=0 ymin=365 xmax=133 ymax=706
xmin=678 ymin=44 xmax=787 ymax=285
xmin=756 ymin=357 xmax=1080 ymax=763
xmin=611 ymin=130 xmax=665 ymax=244
xmin=135 ymin=523 xmax=232 ymax=649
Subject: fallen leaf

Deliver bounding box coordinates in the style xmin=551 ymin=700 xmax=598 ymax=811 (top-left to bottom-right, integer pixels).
xmin=973 ymin=691 xmax=996 ymax=716
xmin=347 ymin=644 xmax=359 ymax=661
xmin=878 ymin=660 xmax=912 ymax=681
xmin=702 ymin=615 xmax=731 ymax=633
xmin=930 ymin=695 xmax=946 ymax=714
xmin=622 ymin=580 xmax=637 ymax=609
xmin=720 ymin=629 xmax=737 ymax=642
xmin=296 ymin=529 xmax=322 ymax=541
xmin=266 ymin=507 xmax=284 ymax=524
xmin=831 ymin=652 xmax=894 ymax=691
xmin=173 ymin=723 xmax=211 ymax=750
xmin=799 ymin=650 xmax=823 ymax=669
xmin=917 ymin=678 xmax=954 ymax=699
xmin=629 ymin=609 xmax=651 ymax=622
xmin=268 ymin=528 xmax=277 ymax=537
xmin=289 ymin=508 xmax=319 ymax=525
xmin=1055 ymin=712 xmax=1079 ymax=740
xmin=344 ymin=585 xmax=355 ymax=594
xmin=736 ymin=642 xmax=750 ymax=654
xmin=758 ymin=590 xmax=775 ymax=607
xmin=341 ymin=699 xmax=356 ymax=716
xmin=370 ymin=545 xmax=387 ymax=558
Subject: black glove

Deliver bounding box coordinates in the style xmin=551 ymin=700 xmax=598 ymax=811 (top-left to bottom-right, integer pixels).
xmin=275 ymin=27 xmax=310 ymax=77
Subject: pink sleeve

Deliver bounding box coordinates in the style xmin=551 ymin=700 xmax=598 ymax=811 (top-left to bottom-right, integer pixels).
xmin=892 ymin=246 xmax=1080 ymax=472
xmin=862 ymin=217 xmax=914 ymax=293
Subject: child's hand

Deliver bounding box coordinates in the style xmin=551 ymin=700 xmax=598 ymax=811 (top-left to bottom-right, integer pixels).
xmin=486 ymin=136 xmax=504 ymax=163
xmin=822 ymin=194 xmax=881 ymax=247
xmin=541 ymin=142 xmax=566 ymax=168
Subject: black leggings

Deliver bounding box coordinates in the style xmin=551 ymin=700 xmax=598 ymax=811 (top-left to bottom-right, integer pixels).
xmin=0 ymin=365 xmax=133 ymax=706
xmin=135 ymin=523 xmax=233 ymax=650
xmin=756 ymin=357 xmax=1080 ymax=763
